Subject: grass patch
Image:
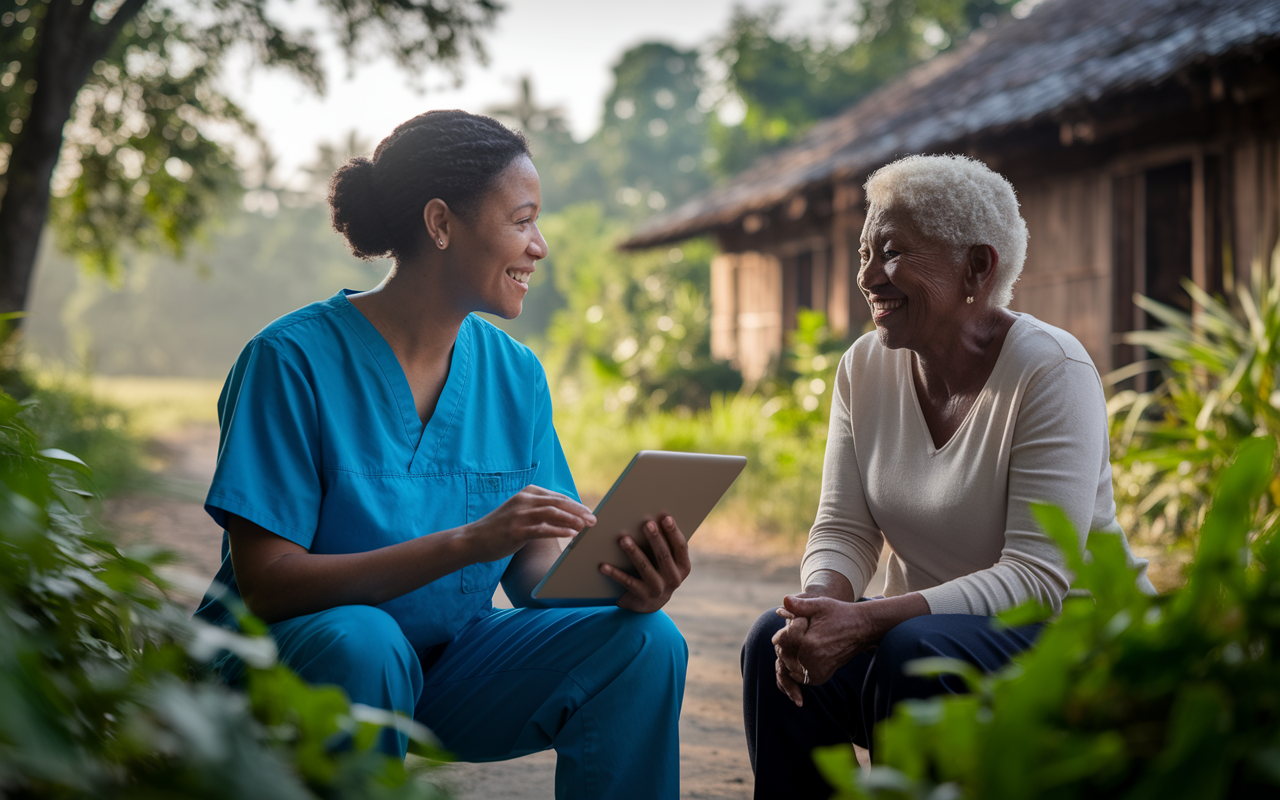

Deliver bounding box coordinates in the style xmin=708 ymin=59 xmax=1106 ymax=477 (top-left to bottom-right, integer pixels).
xmin=85 ymin=374 xmax=222 ymax=436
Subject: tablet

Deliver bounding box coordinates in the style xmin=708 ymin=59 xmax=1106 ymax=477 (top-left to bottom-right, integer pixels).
xmin=531 ymin=450 xmax=747 ymax=605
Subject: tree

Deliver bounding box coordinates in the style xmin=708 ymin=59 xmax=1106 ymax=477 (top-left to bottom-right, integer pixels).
xmin=710 ymin=0 xmax=1017 ymax=175
xmin=0 ymin=0 xmax=500 ymax=319
xmin=485 ymin=74 xmax=603 ymax=215
xmin=593 ymin=42 xmax=713 ymax=218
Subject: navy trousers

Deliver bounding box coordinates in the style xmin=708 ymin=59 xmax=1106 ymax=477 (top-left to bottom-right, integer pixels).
xmin=741 ymin=609 xmax=1043 ymax=800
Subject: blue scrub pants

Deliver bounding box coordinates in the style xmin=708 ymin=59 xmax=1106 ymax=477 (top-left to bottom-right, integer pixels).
xmin=259 ymin=605 xmax=688 ymax=800
xmin=741 ymin=609 xmax=1043 ymax=800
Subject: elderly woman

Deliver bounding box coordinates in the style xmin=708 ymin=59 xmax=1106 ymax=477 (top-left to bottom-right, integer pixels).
xmin=741 ymin=154 xmax=1154 ymax=798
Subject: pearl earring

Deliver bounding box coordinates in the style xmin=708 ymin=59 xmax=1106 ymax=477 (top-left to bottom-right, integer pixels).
xmin=966 ymin=296 xmax=974 ymax=304
xmin=438 ymin=239 xmax=444 ymax=248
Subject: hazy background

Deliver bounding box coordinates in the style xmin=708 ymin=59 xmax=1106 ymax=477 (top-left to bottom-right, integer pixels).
xmin=24 ymin=0 xmax=838 ymax=378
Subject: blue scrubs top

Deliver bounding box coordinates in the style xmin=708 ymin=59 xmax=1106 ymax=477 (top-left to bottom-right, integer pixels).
xmin=196 ymin=290 xmax=579 ymax=651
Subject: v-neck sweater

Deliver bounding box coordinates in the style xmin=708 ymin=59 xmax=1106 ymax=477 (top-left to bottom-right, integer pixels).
xmin=801 ymin=313 xmax=1155 ymax=615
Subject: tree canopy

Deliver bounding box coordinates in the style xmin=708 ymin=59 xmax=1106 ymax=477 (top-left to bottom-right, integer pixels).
xmin=0 ymin=0 xmax=500 ymax=317
xmin=709 ymin=0 xmax=1019 ymax=175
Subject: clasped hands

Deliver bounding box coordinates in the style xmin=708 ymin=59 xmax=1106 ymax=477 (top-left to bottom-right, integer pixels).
xmin=771 ymin=594 xmax=877 ymax=707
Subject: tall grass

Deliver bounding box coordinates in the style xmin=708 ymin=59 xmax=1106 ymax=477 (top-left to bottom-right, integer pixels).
xmin=1107 ymin=241 xmax=1280 ymax=546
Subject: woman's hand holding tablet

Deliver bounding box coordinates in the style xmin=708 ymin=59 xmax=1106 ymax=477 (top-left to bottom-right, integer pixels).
xmin=600 ymin=515 xmax=692 ymax=613
xmin=531 ymin=451 xmax=747 ymax=606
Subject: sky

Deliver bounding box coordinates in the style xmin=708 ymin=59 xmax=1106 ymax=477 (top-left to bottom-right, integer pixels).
xmin=225 ymin=0 xmax=837 ymax=184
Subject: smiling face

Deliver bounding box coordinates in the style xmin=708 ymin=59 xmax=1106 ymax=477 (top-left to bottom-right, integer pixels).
xmin=445 ymin=155 xmax=547 ymax=319
xmin=857 ymin=204 xmax=967 ymax=352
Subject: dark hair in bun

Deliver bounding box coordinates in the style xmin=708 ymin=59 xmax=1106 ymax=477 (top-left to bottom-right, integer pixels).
xmin=328 ymin=110 xmax=530 ymax=261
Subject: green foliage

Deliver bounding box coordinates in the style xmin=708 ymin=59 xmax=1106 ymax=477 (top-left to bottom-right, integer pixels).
xmin=541 ymin=202 xmax=741 ymax=415
xmin=819 ymin=436 xmax=1280 ymax=800
xmin=0 ymin=367 xmax=147 ymax=496
xmin=708 ymin=0 xmax=1017 ymax=175
xmin=593 ymin=42 xmax=714 ymax=218
xmin=557 ymin=390 xmax=827 ymax=539
xmin=1 ymin=0 xmax=498 ymax=281
xmin=46 ymin=3 xmax=247 ymax=279
xmin=0 ymin=388 xmax=451 ymax=798
xmin=1108 ymin=244 xmax=1280 ymax=546
xmin=554 ymin=305 xmax=854 ymax=539
xmin=485 ymin=77 xmax=604 ymax=216
xmin=758 ymin=309 xmax=848 ymax=435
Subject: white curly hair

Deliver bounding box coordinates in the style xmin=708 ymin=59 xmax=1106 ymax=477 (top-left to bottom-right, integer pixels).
xmin=864 ymin=154 xmax=1028 ymax=308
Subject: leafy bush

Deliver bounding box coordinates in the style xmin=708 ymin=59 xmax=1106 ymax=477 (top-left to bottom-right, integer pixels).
xmin=815 ymin=435 xmax=1280 ymax=800
xmin=0 ymin=390 xmax=450 ymax=798
xmin=0 ymin=367 xmax=147 ymax=496
xmin=541 ymin=203 xmax=742 ymax=417
xmin=1108 ymin=244 xmax=1280 ymax=546
xmin=557 ymin=309 xmax=850 ymax=539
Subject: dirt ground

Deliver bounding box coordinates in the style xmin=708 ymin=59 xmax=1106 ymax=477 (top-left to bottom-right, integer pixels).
xmin=104 ymin=423 xmax=873 ymax=799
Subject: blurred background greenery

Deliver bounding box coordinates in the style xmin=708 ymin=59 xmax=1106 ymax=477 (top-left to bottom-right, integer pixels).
xmin=17 ymin=0 xmax=1027 ymax=542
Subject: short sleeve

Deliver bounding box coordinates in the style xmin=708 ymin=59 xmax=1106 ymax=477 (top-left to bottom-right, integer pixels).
xmin=530 ymin=359 xmax=580 ymax=503
xmin=204 ymin=337 xmax=323 ymax=548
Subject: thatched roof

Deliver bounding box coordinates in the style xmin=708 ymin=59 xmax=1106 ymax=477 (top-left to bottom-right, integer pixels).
xmin=622 ymin=0 xmax=1280 ymax=249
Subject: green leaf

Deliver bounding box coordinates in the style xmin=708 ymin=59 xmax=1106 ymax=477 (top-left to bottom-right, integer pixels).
xmin=37 ymin=448 xmax=94 ymax=477
xmin=813 ymin=744 xmax=869 ymax=799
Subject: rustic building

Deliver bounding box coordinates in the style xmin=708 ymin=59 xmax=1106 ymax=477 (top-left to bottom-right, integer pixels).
xmin=621 ymin=0 xmax=1280 ymax=382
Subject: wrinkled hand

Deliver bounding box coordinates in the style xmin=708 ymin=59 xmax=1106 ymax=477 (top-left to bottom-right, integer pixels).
xmin=467 ymin=486 xmax=596 ymax=563
xmin=600 ymin=515 xmax=691 ymax=614
xmin=771 ymin=595 xmax=879 ymax=706
xmin=772 ymin=612 xmax=811 ymax=706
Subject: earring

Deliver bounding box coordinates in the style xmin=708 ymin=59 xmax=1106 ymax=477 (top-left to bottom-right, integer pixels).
xmin=966 ymin=296 xmax=974 ymax=304
xmin=438 ymin=239 xmax=445 ymax=248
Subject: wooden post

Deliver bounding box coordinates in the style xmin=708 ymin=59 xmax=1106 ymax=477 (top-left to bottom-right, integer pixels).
xmin=1191 ymin=150 xmax=1207 ymax=316
xmin=710 ymin=253 xmax=739 ymax=363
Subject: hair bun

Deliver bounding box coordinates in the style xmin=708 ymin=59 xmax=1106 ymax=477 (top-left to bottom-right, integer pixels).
xmin=328 ymin=156 xmax=392 ymax=260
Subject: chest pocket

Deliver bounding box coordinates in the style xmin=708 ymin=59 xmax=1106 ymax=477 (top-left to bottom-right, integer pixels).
xmin=461 ymin=466 xmax=539 ymax=594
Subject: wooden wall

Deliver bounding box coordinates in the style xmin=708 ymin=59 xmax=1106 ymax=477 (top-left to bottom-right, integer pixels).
xmin=1230 ymin=138 xmax=1280 ymax=285
xmin=1009 ymin=171 xmax=1115 ymax=371
xmin=709 ymin=251 xmax=784 ymax=382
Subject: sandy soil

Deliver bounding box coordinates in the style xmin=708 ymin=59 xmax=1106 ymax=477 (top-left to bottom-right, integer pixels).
xmin=103 ymin=423 xmax=874 ymax=799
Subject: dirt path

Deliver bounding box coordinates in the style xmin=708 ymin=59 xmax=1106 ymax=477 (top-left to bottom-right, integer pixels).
xmin=105 ymin=423 xmax=857 ymax=799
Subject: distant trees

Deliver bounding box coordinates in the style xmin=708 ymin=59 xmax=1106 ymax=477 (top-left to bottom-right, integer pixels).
xmin=0 ymin=0 xmax=500 ymax=319
xmin=709 ymin=0 xmax=1019 ymax=175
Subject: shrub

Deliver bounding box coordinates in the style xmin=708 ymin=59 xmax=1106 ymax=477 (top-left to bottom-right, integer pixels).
xmin=0 ymin=366 xmax=146 ymax=496
xmin=1108 ymin=244 xmax=1280 ymax=547
xmin=0 ymin=389 xmax=450 ymax=798
xmin=815 ymin=435 xmax=1280 ymax=800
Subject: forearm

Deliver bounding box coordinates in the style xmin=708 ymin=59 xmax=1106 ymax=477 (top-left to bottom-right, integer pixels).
xmin=500 ymin=538 xmax=563 ymax=607
xmin=235 ymin=527 xmax=476 ymax=623
xmin=857 ymin=592 xmax=930 ymax=641
xmin=801 ymin=569 xmax=859 ymax=602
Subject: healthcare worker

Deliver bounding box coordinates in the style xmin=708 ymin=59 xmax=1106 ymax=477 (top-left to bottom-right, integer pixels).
xmin=195 ymin=110 xmax=690 ymax=800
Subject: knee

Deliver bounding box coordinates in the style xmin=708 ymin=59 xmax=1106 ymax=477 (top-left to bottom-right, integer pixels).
xmin=875 ymin=616 xmax=953 ymax=675
xmin=742 ymin=609 xmax=786 ymax=676
xmin=628 ymin=610 xmax=688 ymax=667
xmin=299 ymin=605 xmax=419 ymax=685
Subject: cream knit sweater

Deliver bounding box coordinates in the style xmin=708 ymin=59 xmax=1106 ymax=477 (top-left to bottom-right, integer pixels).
xmin=801 ymin=313 xmax=1155 ymax=615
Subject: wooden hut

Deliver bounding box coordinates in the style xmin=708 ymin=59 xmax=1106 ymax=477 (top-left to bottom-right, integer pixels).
xmin=621 ymin=0 xmax=1280 ymax=383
